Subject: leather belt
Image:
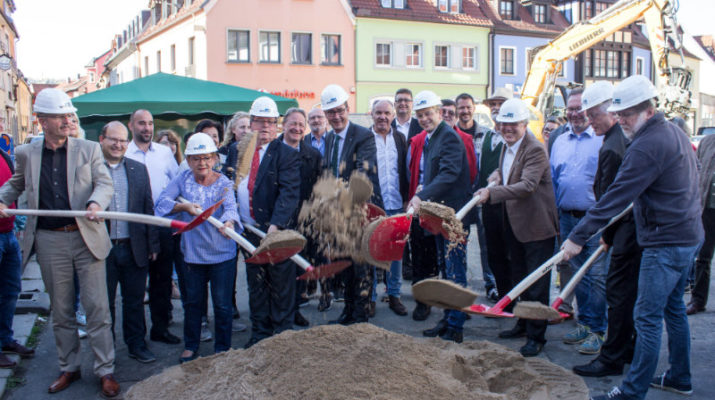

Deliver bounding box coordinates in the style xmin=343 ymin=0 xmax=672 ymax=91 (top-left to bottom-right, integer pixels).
xmin=111 ymin=238 xmax=130 ymax=246
xmin=563 ymin=209 xmax=586 ymax=218
xmin=51 ymin=224 xmax=79 ymax=232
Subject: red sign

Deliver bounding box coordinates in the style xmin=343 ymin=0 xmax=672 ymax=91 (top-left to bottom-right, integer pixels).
xmin=270 ymin=90 xmax=316 ymax=99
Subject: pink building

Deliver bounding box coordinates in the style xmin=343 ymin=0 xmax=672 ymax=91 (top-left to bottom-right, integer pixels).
xmin=118 ymin=0 xmax=356 ymax=111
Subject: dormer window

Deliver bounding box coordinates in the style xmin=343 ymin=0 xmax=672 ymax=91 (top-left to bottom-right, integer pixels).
xmin=499 ymin=0 xmax=514 ymax=19
xmin=381 ymin=0 xmax=405 ymax=9
xmin=533 ymin=4 xmax=547 ymax=24
xmin=438 ymin=0 xmax=460 ymax=14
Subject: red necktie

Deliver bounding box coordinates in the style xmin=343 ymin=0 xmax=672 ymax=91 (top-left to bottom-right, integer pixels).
xmin=247 ymin=147 xmax=260 ymax=218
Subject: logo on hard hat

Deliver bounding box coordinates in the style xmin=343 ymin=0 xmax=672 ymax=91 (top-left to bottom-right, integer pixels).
xmin=260 ymin=108 xmax=269 ymax=112
xmin=416 ymin=99 xmax=427 ymax=106
xmin=327 ymin=97 xmax=337 ymax=104
xmin=195 ymin=144 xmax=206 ymax=150
xmin=504 ymin=112 xmax=514 ymax=118
xmin=613 ymin=99 xmax=621 ymax=104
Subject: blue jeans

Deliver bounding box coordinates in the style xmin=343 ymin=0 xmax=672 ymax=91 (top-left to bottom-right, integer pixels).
xmin=0 ymin=232 xmax=22 ymax=347
xmin=183 ymin=258 xmax=236 ymax=353
xmin=560 ymin=211 xmax=608 ymax=333
xmin=621 ymin=245 xmax=700 ymax=400
xmin=474 ymin=206 xmax=496 ymax=291
xmin=435 ymin=231 xmax=469 ymax=331
xmin=372 ymin=208 xmax=403 ymax=301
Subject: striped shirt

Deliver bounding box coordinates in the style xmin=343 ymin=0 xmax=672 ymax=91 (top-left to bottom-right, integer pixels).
xmin=105 ymin=159 xmax=130 ymax=239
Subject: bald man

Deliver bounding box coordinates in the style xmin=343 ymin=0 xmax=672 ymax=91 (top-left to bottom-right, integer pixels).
xmin=99 ymin=122 xmax=159 ymax=363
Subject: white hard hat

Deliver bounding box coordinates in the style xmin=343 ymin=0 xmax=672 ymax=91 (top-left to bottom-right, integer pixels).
xmin=184 ymin=132 xmax=218 ymax=156
xmin=413 ymin=90 xmax=441 ymax=111
xmin=34 ymin=88 xmax=77 ymax=114
xmin=581 ymin=81 xmax=614 ymax=111
xmin=320 ymin=84 xmax=349 ymax=110
xmin=486 ymin=87 xmax=514 ymax=101
xmin=608 ymin=75 xmax=658 ymax=112
xmin=249 ymin=96 xmax=279 ymax=118
xmin=495 ymin=98 xmax=530 ymax=123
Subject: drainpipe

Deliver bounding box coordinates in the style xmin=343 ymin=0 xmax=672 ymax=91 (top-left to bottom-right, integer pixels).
xmin=488 ymin=31 xmax=494 ymax=97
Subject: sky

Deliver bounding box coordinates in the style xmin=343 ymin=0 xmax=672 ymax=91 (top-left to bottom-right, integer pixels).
xmin=11 ymin=0 xmax=715 ymax=82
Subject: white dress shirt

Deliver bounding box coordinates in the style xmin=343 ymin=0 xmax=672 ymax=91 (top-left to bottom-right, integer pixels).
xmin=126 ymin=141 xmax=179 ymax=204
xmin=395 ymin=118 xmax=411 ymax=140
xmin=237 ymin=144 xmax=267 ymax=226
xmin=373 ymin=128 xmax=402 ymax=210
xmin=502 ymin=136 xmax=524 ymax=185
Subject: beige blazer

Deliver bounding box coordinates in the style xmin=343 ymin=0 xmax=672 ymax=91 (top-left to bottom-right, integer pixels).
xmin=0 ymin=137 xmax=113 ymax=265
xmin=489 ymin=132 xmax=559 ymax=243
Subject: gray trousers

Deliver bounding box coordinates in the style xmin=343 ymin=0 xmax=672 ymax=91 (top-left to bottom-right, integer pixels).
xmin=35 ymin=229 xmax=115 ymax=377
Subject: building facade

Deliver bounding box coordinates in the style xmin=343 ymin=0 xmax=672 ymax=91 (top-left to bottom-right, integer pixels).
xmin=0 ymin=0 xmax=31 ymax=143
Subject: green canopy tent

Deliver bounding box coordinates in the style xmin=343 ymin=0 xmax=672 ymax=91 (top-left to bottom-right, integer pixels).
xmin=72 ymin=73 xmax=298 ymax=141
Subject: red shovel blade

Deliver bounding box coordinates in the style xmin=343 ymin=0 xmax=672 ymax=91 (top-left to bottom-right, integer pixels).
xmin=246 ymin=245 xmax=303 ymax=265
xmin=462 ymin=303 xmax=514 ymax=318
xmin=367 ymin=214 xmax=413 ymax=262
xmin=174 ymin=199 xmax=225 ymax=235
xmin=418 ymin=213 xmax=449 ymax=237
xmin=365 ymin=203 xmax=386 ymax=222
xmin=297 ymin=260 xmax=352 ymax=280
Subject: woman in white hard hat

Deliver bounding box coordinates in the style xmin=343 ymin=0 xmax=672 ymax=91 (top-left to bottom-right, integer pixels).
xmin=154 ymin=132 xmax=241 ymax=364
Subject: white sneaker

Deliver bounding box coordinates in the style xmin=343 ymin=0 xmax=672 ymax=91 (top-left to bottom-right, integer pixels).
xmin=75 ymin=310 xmax=87 ymax=326
xmin=200 ymin=322 xmax=213 ymax=342
xmin=232 ymin=321 xmax=247 ymax=332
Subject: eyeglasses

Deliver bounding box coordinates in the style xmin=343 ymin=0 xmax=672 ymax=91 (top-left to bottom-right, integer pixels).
xmin=325 ymin=107 xmax=347 ymax=116
xmin=395 ymin=98 xmax=412 ymax=104
xmin=252 ymin=118 xmax=277 ymax=126
xmin=566 ymin=107 xmax=583 ymax=113
xmin=188 ymin=155 xmax=214 ymax=163
xmin=615 ymin=109 xmax=639 ymax=119
xmin=103 ymin=137 xmax=128 ymax=145
xmin=42 ymin=113 xmax=75 ymax=121
xmin=441 ymin=110 xmax=455 ymax=116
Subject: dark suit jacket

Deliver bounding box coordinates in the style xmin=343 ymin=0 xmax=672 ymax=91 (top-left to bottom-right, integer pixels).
xmin=415 ymin=121 xmax=471 ymax=221
xmin=278 ymin=135 xmax=322 ymax=203
xmin=221 ymin=141 xmax=239 ymax=180
xmin=251 ymin=139 xmax=301 ymax=231
xmin=113 ymin=158 xmax=160 ymax=267
xmin=302 ymin=131 xmax=333 ymax=160
xmin=324 ymin=122 xmax=384 ymax=209
xmin=392 ymin=117 xmax=422 ymax=141
xmin=489 ymin=132 xmax=559 ymax=243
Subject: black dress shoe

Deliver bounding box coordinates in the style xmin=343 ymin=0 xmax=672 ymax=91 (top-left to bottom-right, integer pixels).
xmin=440 ymin=328 xmax=463 ymax=343
xmin=150 ymin=331 xmax=181 ymax=344
xmin=294 ymin=311 xmax=310 ymax=327
xmin=573 ymin=359 xmax=623 ymax=377
xmin=243 ymin=337 xmax=260 ymax=349
xmin=423 ymin=320 xmax=448 ymax=337
xmin=519 ymin=339 xmax=544 ymax=357
xmin=498 ymin=324 xmax=527 ymax=339
xmin=128 ymin=346 xmax=157 ymax=363
xmin=329 ymin=312 xmax=356 ymax=325
xmin=412 ymin=302 xmax=431 ymax=321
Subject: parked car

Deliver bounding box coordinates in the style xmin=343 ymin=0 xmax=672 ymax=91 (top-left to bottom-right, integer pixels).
xmin=692 ymin=126 xmax=715 ymax=149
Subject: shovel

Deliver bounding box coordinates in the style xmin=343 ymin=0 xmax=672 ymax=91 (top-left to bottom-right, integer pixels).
xmin=177 ymin=197 xmax=300 ymax=264
xmin=362 ymin=206 xmax=414 ymax=263
xmin=2 ymin=203 xmax=222 ymax=235
xmin=464 ymin=203 xmax=634 ymax=318
xmin=243 ymin=224 xmax=351 ymax=279
xmin=412 ymin=278 xmax=478 ymax=310
xmin=419 ymin=182 xmax=495 ymax=239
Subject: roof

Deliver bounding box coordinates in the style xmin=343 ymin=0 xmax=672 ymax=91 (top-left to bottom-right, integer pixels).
xmin=478 ymin=0 xmax=569 ymax=36
xmin=349 ymin=0 xmax=492 ymax=27
xmin=30 ymin=83 xmax=57 ymax=95
xmin=693 ymin=35 xmax=715 ymax=62
xmin=71 ymin=73 xmax=298 ymax=118
xmin=136 ymin=0 xmax=204 ymax=43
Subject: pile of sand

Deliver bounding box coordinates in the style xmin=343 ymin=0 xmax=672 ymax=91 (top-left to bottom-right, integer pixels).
xmin=126 ymin=324 xmax=588 ymax=400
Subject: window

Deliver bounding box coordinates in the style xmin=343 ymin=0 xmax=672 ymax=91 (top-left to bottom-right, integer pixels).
xmin=156 ymin=50 xmax=161 ymax=72
xmin=621 ymin=51 xmax=630 ymax=78
xmin=170 ymin=44 xmax=176 ymax=71
xmin=144 ymin=56 xmax=149 ymax=76
xmin=583 ymin=1 xmax=593 ymax=19
xmin=381 ymin=0 xmax=405 ymax=8
xmin=636 ymin=57 xmax=644 ymax=75
xmin=606 ymin=50 xmax=619 ymax=78
xmin=434 ymin=45 xmax=449 ymax=68
xmin=188 ymin=37 xmax=195 ymax=65
xmin=593 ymin=49 xmax=606 ymax=77
xmin=462 ymin=47 xmax=476 ymax=69
xmin=291 ymin=33 xmax=312 ymax=64
xmin=533 ymin=4 xmax=547 ymax=24
xmin=500 ymin=47 xmax=514 ymax=75
xmin=596 ymin=1 xmax=609 ymax=14
xmin=321 ymin=34 xmax=341 ymax=65
xmin=584 ymin=49 xmax=592 ymax=77
xmin=228 ymin=30 xmax=250 ymax=62
xmin=499 ymin=0 xmax=513 ymax=19
xmin=89 ymin=72 xmax=95 ymax=83
xmin=376 ymin=43 xmax=391 ymax=66
xmin=438 ymin=0 xmax=460 ymax=13
xmin=405 ymin=43 xmax=422 ymax=68
xmin=259 ymin=31 xmax=281 ymax=63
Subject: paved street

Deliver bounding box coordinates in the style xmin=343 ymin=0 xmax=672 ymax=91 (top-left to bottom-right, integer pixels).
xmin=4 ymin=228 xmax=715 ymax=400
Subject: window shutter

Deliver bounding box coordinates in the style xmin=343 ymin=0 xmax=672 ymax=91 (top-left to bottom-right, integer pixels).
xmin=394 ymin=41 xmax=405 ymax=67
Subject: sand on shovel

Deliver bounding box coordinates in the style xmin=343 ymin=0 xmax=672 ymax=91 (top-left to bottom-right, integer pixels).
xmin=413 ymin=278 xmax=478 ymax=310
xmin=126 ymin=324 xmax=588 ymax=400
xmin=513 ymin=301 xmax=562 ymax=321
xmin=253 ymin=229 xmax=306 ymax=254
xmin=420 ymin=201 xmax=466 ymax=247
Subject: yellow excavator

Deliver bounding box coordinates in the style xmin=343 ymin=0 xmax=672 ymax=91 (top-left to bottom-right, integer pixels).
xmin=521 ymin=0 xmax=692 ymax=140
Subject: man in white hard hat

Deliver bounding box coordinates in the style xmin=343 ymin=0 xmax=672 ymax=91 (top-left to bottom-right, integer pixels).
xmin=407 ymin=90 xmax=472 ymax=343
xmin=125 ymin=109 xmax=182 ymax=346
xmin=321 ymin=84 xmax=383 ymax=325
xmin=550 ymin=87 xmax=607 ymax=355
xmin=0 ymin=88 xmax=120 ymax=396
xmin=562 ymin=75 xmax=703 ymax=400
xmin=238 ymin=96 xmax=300 ymax=348
xmin=474 ymin=98 xmax=558 ymax=357
xmin=572 ymin=81 xmax=642 ymax=378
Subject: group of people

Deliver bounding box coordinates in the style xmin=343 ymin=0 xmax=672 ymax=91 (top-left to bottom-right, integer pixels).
xmin=0 ymin=73 xmax=711 ymax=400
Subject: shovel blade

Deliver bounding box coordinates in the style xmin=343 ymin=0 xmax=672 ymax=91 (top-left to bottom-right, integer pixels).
xmin=418 ymin=213 xmax=449 ymax=237
xmin=366 ymin=214 xmax=412 ymax=262
xmin=297 ymin=260 xmax=352 ymax=280
xmin=462 ymin=304 xmax=514 ymax=318
xmin=246 ymin=246 xmax=303 ymax=265
xmin=365 ymin=203 xmax=386 ymax=222
xmin=175 ymin=199 xmax=225 ymax=235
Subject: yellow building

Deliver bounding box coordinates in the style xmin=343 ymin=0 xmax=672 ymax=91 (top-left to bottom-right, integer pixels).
xmin=0 ymin=0 xmax=32 ymax=144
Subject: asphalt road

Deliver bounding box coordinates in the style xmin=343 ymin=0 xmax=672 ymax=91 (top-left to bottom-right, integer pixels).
xmin=4 ymin=228 xmax=714 ymax=400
